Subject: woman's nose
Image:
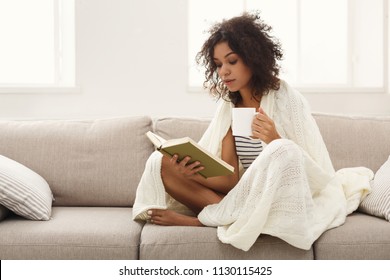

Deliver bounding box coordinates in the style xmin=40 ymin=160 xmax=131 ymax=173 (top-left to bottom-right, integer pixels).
xmin=219 ymin=64 xmax=230 ymax=78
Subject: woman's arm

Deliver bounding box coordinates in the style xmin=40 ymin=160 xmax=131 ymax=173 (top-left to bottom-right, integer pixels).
xmin=191 ymin=127 xmax=240 ymax=194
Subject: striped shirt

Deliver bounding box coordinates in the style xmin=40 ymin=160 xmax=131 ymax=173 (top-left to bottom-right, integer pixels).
xmin=234 ymin=136 xmax=263 ymax=170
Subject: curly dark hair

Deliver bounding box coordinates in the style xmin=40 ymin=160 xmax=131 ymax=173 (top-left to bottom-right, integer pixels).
xmin=196 ymin=12 xmax=283 ymax=104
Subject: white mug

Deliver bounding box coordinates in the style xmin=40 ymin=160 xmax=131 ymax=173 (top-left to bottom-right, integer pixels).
xmin=232 ymin=108 xmax=256 ymax=137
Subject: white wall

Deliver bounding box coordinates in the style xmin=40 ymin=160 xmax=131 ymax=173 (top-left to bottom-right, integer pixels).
xmin=0 ymin=0 xmax=389 ymax=120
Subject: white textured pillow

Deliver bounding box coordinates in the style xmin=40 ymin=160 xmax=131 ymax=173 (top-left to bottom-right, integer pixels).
xmin=0 ymin=155 xmax=53 ymax=220
xmin=359 ymin=155 xmax=390 ymax=222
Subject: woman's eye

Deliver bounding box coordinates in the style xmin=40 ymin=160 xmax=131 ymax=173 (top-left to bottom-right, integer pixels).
xmin=216 ymin=64 xmax=222 ymax=68
xmin=229 ymin=60 xmax=237 ymax=65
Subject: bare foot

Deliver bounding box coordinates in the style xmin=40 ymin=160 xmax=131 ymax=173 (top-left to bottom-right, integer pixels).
xmin=148 ymin=209 xmax=203 ymax=226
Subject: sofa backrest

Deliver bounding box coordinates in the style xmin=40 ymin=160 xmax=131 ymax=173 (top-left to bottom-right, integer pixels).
xmin=313 ymin=113 xmax=390 ymax=172
xmin=153 ymin=117 xmax=211 ymax=142
xmin=0 ymin=116 xmax=153 ymax=207
xmin=155 ymin=114 xmax=390 ymax=173
xmin=1 ymin=113 xmax=388 ymax=208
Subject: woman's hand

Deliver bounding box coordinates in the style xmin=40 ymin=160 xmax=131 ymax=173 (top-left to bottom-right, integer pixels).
xmin=251 ymin=107 xmax=281 ymax=144
xmin=169 ymin=154 xmax=204 ymax=178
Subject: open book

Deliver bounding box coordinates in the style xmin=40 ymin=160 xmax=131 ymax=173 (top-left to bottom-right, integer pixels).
xmin=146 ymin=131 xmax=234 ymax=178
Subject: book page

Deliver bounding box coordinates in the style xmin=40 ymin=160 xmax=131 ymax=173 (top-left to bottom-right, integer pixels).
xmin=146 ymin=131 xmax=166 ymax=148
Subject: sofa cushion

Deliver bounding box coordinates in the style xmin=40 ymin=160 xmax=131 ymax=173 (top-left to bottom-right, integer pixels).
xmin=359 ymin=155 xmax=390 ymax=221
xmin=313 ymin=113 xmax=390 ymax=172
xmin=140 ymin=224 xmax=313 ymax=260
xmin=0 ymin=207 xmax=143 ymax=260
xmin=0 ymin=116 xmax=153 ymax=207
xmin=314 ymin=213 xmax=390 ymax=259
xmin=0 ymin=155 xmax=53 ymax=220
xmin=154 ymin=117 xmax=211 ymax=142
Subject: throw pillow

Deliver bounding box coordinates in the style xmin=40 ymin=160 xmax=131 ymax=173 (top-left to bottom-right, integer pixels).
xmin=359 ymin=155 xmax=390 ymax=222
xmin=0 ymin=155 xmax=53 ymax=220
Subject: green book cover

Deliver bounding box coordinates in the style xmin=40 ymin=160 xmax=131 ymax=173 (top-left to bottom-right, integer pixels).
xmin=146 ymin=131 xmax=234 ymax=178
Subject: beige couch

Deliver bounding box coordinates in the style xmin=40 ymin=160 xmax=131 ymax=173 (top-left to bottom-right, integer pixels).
xmin=0 ymin=113 xmax=389 ymax=260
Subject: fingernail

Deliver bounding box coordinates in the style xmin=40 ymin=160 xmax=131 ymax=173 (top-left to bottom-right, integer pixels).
xmin=147 ymin=210 xmax=152 ymax=215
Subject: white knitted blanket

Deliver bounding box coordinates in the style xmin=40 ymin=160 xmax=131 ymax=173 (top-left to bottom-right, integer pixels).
xmin=133 ymin=80 xmax=373 ymax=251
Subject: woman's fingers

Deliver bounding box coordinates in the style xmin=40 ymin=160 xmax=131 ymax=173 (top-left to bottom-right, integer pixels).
xmin=170 ymin=155 xmax=204 ymax=176
xmin=251 ymin=107 xmax=280 ymax=143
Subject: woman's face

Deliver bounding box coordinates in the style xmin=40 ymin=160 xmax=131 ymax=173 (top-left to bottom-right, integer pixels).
xmin=213 ymin=41 xmax=253 ymax=94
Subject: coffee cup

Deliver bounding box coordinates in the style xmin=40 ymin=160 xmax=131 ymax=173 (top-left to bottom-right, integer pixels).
xmin=232 ymin=108 xmax=256 ymax=137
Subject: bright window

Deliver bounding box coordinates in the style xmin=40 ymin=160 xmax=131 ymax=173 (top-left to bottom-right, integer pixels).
xmin=0 ymin=0 xmax=75 ymax=88
xmin=188 ymin=0 xmax=388 ymax=92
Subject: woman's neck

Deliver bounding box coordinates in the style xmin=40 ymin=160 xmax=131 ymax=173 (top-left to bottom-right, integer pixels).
xmin=237 ymin=90 xmax=261 ymax=109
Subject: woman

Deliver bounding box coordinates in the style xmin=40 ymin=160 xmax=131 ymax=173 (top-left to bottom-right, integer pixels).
xmin=133 ymin=13 xmax=371 ymax=251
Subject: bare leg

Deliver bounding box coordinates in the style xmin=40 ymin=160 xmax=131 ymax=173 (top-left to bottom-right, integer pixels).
xmin=160 ymin=155 xmax=224 ymax=214
xmin=147 ymin=155 xmax=225 ymax=226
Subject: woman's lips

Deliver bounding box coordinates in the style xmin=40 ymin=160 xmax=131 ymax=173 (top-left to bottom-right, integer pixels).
xmin=224 ymin=79 xmax=235 ymax=86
